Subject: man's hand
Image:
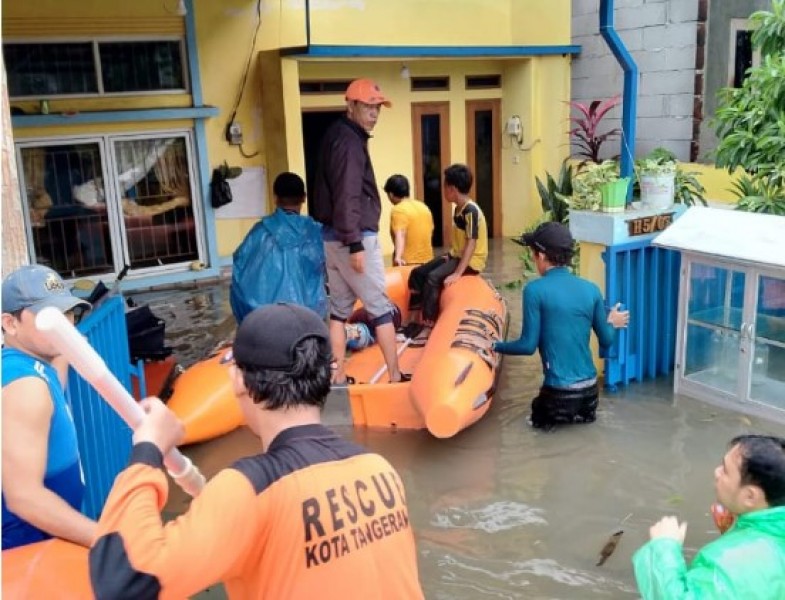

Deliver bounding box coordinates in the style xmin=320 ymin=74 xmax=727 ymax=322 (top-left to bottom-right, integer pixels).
xmin=350 ymin=250 xmax=365 ymax=273
xmin=133 ymin=397 xmax=185 ymax=455
xmin=649 ymin=516 xmax=687 ymax=543
xmin=393 ymin=257 xmax=406 ymax=266
xmin=608 ymin=302 xmax=630 ymax=328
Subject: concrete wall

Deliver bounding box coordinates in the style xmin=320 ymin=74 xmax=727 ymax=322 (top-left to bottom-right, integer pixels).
xmin=572 ymin=0 xmax=700 ymax=161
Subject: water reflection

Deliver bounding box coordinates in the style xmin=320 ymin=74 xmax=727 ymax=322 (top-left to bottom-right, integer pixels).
xmin=139 ymin=240 xmax=785 ymax=599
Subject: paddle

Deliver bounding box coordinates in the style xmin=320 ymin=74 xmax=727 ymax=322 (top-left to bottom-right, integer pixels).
xmin=35 ymin=307 xmax=206 ymax=498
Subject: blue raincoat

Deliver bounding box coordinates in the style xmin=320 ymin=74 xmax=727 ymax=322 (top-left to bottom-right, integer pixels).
xmin=632 ymin=505 xmax=785 ymax=599
xmin=230 ymin=208 xmax=327 ymax=323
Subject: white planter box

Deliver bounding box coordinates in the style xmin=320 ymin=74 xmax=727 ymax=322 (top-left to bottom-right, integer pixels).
xmin=569 ymin=202 xmax=688 ymax=246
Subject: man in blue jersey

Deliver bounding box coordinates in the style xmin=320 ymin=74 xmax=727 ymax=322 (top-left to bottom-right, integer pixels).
xmin=2 ymin=264 xmax=96 ymax=549
xmin=494 ymin=222 xmax=629 ymax=430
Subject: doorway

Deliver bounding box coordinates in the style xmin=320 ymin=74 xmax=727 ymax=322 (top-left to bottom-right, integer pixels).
xmin=466 ymin=99 xmax=501 ymax=238
xmin=412 ymin=102 xmax=450 ymax=248
xmin=301 ymin=110 xmax=344 ymax=218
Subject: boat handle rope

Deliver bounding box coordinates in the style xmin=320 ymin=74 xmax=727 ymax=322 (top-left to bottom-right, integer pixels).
xmin=458 ymin=318 xmax=499 ymax=339
xmin=464 ymin=308 xmax=503 ymax=334
xmin=450 ymin=339 xmax=497 ymax=369
xmin=35 ymin=307 xmax=206 ymax=498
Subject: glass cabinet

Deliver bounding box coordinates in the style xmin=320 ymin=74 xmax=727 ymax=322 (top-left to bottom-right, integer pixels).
xmin=676 ymin=258 xmax=785 ymax=420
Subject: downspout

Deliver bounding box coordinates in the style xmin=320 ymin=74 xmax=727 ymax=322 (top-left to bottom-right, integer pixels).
xmin=599 ymin=0 xmax=637 ymax=201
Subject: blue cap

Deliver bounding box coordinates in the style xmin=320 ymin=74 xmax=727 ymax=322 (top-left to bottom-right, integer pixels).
xmin=1 ymin=265 xmax=91 ymax=315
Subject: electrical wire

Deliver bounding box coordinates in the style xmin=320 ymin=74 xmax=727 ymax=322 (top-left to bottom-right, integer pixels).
xmin=227 ymin=0 xmax=262 ymax=156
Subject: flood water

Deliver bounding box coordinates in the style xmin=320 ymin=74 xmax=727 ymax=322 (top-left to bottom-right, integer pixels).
xmin=133 ymin=240 xmax=785 ymax=599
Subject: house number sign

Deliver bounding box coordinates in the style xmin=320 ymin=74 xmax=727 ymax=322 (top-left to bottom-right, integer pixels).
xmin=627 ymin=212 xmax=675 ymax=236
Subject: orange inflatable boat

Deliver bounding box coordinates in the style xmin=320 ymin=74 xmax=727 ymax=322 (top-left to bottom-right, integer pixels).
xmin=2 ymin=539 xmax=91 ymax=598
xmin=167 ymin=267 xmax=506 ymax=442
xmin=167 ymin=345 xmax=240 ymax=445
xmin=342 ymin=270 xmax=506 ymax=438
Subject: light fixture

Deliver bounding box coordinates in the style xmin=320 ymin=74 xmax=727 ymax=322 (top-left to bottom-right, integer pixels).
xmin=176 ymin=0 xmax=187 ymax=16
xmin=400 ymin=64 xmax=411 ymax=80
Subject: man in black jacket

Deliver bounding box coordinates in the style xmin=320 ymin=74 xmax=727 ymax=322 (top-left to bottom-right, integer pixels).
xmin=312 ymin=78 xmax=408 ymax=385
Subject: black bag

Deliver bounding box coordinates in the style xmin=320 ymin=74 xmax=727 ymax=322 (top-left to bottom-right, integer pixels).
xmin=210 ymin=167 xmax=233 ymax=209
xmin=126 ymin=306 xmax=172 ymax=362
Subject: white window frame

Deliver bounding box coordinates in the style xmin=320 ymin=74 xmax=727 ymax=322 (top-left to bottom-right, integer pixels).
xmin=15 ymin=128 xmax=206 ymax=283
xmin=5 ymin=35 xmax=190 ymax=100
xmin=727 ymin=19 xmax=761 ymax=87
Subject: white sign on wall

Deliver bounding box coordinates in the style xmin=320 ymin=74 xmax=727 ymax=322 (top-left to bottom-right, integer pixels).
xmin=214 ymin=166 xmax=268 ymax=220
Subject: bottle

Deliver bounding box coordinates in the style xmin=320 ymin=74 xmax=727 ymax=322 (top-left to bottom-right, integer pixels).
xmin=711 ymin=502 xmax=735 ymax=534
xmin=40 ymin=100 xmax=50 ymax=115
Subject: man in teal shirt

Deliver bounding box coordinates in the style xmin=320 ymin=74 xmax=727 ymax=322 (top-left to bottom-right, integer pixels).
xmin=633 ymin=435 xmax=785 ymax=599
xmin=494 ymin=222 xmax=628 ymax=429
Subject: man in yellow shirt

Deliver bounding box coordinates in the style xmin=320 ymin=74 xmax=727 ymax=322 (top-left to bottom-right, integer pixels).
xmin=383 ymin=174 xmax=434 ymax=266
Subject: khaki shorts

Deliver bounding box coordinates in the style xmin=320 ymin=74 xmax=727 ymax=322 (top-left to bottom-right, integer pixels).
xmin=324 ymin=235 xmax=394 ymax=321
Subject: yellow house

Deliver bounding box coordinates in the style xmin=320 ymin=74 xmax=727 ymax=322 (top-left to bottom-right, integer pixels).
xmin=3 ymin=0 xmax=576 ymax=289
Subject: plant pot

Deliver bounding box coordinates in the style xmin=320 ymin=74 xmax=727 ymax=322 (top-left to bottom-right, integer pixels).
xmin=599 ymin=177 xmax=630 ymax=213
xmin=640 ymin=173 xmax=675 ymax=209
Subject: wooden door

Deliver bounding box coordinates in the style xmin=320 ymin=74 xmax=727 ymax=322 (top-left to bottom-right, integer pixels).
xmin=466 ymin=99 xmax=501 ymax=238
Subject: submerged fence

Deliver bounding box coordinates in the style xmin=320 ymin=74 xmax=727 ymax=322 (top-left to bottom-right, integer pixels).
xmin=602 ymin=239 xmax=681 ymax=389
xmin=67 ymin=294 xmax=135 ymax=519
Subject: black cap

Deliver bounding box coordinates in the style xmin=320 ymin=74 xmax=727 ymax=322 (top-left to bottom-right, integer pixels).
xmin=521 ymin=222 xmax=574 ymax=254
xmin=233 ymin=303 xmax=329 ymax=371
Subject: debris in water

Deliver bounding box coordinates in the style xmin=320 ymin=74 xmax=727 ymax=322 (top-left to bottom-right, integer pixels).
xmin=596 ymin=529 xmax=624 ymax=566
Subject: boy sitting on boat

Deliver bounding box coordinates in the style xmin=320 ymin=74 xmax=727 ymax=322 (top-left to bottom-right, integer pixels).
xmin=407 ymin=164 xmax=488 ymax=334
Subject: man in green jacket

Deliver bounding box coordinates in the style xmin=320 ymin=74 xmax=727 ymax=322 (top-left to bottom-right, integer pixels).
xmin=633 ymin=434 xmax=785 ymax=599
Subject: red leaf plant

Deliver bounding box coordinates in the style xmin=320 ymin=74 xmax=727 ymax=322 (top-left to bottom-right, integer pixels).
xmin=567 ymin=95 xmax=622 ymax=165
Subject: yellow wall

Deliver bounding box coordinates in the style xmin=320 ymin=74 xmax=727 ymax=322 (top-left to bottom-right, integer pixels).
xmin=288 ymin=56 xmax=573 ymax=256
xmin=5 ymin=0 xmax=576 ymax=260
xmin=682 ymin=162 xmax=742 ymax=204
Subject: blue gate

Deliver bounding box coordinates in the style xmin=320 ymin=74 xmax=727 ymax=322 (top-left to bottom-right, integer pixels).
xmin=67 ymin=295 xmax=135 ymax=519
xmin=602 ymin=239 xmax=681 ymax=389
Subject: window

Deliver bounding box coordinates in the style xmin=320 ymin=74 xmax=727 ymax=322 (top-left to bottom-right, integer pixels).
xmin=17 ymin=132 xmax=204 ymax=279
xmin=300 ymin=80 xmax=353 ymax=94
xmin=465 ymin=75 xmax=501 ymax=89
xmin=4 ymin=39 xmax=187 ymax=98
xmin=728 ymin=19 xmax=761 ymax=88
xmin=410 ymin=77 xmax=450 ymax=91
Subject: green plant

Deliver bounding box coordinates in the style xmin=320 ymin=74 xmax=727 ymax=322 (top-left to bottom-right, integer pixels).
xmin=731 ymin=169 xmax=785 ymax=215
xmin=535 ymin=160 xmax=573 ymax=224
xmin=569 ymin=160 xmax=621 ymax=211
xmin=634 ymin=148 xmax=707 ymax=206
xmin=674 ymin=169 xmax=708 ymax=206
xmin=567 ymin=96 xmax=621 ymax=166
xmin=713 ymin=1 xmax=785 ymax=180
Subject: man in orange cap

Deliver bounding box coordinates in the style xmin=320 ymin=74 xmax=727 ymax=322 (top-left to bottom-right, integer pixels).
xmin=312 ymin=78 xmax=409 ymax=385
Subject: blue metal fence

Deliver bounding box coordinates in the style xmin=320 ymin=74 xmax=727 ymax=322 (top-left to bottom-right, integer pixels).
xmin=602 ymin=239 xmax=681 ymax=389
xmin=67 ymin=295 xmax=134 ymax=519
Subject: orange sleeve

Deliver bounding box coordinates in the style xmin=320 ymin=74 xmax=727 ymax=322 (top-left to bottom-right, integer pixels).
xmin=89 ymin=443 xmax=259 ymax=600
xmin=390 ymin=205 xmax=409 ymax=232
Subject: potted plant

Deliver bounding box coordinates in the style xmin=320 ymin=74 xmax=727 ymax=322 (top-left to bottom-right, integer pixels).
xmin=569 ymin=160 xmax=630 ymax=213
xmin=636 ymin=155 xmax=677 ymax=209
xmin=634 ymin=148 xmax=708 ymax=208
xmin=567 ymin=95 xmax=621 ymax=167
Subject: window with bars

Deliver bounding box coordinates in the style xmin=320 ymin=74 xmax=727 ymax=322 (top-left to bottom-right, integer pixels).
xmin=4 ymin=39 xmax=187 ymax=98
xmin=18 ymin=133 xmax=203 ymax=279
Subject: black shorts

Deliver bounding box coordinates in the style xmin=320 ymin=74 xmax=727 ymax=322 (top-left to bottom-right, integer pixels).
xmin=530 ymin=383 xmax=599 ymax=429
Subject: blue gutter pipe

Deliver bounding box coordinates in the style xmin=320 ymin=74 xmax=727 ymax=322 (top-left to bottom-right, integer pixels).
xmin=599 ymin=0 xmax=637 ymax=201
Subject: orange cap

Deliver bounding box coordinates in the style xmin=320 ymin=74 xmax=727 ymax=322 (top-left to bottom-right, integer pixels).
xmin=345 ymin=78 xmax=391 ymax=107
